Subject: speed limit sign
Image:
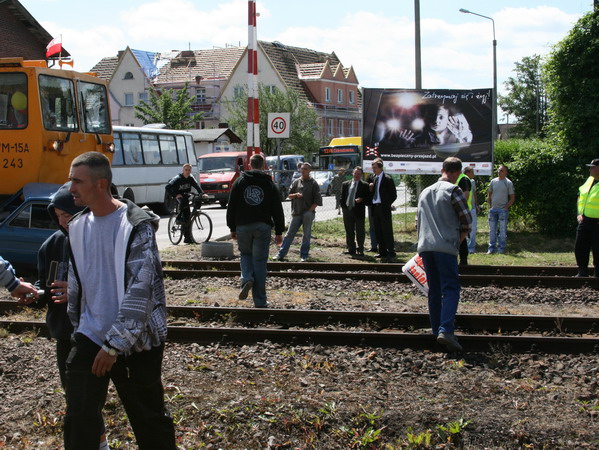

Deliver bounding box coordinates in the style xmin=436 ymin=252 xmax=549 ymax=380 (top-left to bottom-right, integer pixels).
xmin=268 ymin=113 xmax=290 ymax=138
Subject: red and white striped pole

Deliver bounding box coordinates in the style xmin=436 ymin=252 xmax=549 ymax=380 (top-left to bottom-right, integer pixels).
xmin=247 ymin=0 xmax=260 ymax=158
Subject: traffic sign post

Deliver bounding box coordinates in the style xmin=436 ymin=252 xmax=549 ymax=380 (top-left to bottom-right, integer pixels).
xmin=267 ymin=113 xmax=290 ymax=139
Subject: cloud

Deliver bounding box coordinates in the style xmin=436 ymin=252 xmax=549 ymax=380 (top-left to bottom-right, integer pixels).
xmin=120 ymin=0 xmax=266 ymax=49
xmin=267 ymin=6 xmax=581 ymax=93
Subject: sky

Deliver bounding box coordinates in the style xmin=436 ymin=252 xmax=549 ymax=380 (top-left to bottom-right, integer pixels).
xmin=21 ymin=0 xmax=592 ymax=122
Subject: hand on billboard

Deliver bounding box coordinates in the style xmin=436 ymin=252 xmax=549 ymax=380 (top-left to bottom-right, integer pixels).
xmin=447 ymin=114 xmax=473 ymax=143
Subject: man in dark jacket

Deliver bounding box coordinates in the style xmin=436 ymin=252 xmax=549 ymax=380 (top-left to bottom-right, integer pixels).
xmin=227 ymin=154 xmax=284 ymax=307
xmin=340 ymin=166 xmax=371 ymax=256
xmin=165 ymin=163 xmax=205 ymax=243
xmin=370 ymin=158 xmax=397 ymax=259
xmin=36 ymin=182 xmax=84 ymax=388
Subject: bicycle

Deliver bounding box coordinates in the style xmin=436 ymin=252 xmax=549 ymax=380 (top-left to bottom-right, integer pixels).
xmin=168 ymin=193 xmax=213 ymax=245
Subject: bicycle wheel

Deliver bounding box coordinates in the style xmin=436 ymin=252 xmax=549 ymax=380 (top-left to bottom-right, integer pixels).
xmin=191 ymin=212 xmax=213 ymax=243
xmin=168 ymin=214 xmax=183 ymax=245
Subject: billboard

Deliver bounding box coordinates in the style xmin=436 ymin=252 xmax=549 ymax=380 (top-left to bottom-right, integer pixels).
xmin=362 ymin=88 xmax=493 ymax=175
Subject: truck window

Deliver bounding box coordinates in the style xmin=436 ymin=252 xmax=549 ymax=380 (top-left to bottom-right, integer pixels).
xmin=39 ymin=75 xmax=78 ymax=132
xmin=0 ymin=72 xmax=28 ymax=129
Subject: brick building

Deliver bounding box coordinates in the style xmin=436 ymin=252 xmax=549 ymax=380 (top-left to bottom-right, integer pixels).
xmin=0 ymin=0 xmax=70 ymax=60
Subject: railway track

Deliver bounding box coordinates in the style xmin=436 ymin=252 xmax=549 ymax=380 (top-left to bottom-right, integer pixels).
xmin=2 ymin=302 xmax=597 ymax=354
xmin=162 ymin=260 xmax=599 ymax=289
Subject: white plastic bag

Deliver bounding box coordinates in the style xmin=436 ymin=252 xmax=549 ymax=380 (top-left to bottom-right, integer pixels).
xmin=402 ymin=254 xmax=429 ymax=295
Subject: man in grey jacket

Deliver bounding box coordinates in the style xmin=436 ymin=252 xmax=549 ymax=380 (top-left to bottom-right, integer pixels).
xmin=65 ymin=152 xmax=175 ymax=449
xmin=273 ymin=162 xmax=322 ymax=262
xmin=417 ymin=157 xmax=471 ymax=352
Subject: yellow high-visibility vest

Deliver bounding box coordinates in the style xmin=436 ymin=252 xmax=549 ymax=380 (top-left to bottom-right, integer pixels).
xmin=578 ymin=176 xmax=599 ymax=218
xmin=455 ymin=173 xmax=473 ymax=209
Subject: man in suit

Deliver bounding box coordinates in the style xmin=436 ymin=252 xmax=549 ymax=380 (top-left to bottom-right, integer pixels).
xmin=341 ymin=166 xmax=371 ymax=256
xmin=370 ymin=158 xmax=397 ymax=259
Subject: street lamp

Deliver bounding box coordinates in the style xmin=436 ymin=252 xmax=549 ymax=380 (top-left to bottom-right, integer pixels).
xmin=459 ymin=8 xmax=497 ymax=142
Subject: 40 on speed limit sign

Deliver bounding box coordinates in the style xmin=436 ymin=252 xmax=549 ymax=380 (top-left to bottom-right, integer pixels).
xmin=267 ymin=113 xmax=290 ymax=138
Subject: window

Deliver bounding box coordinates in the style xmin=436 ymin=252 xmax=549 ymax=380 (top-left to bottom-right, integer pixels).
xmin=325 ymin=87 xmax=331 ymax=102
xmin=0 ymin=72 xmax=28 ymax=129
xmin=141 ymin=133 xmax=161 ymax=164
xmin=196 ymin=88 xmax=206 ymax=104
xmin=349 ymin=90 xmax=355 ymax=104
xmin=124 ymin=72 xmax=134 ymax=80
xmin=122 ymin=132 xmax=143 ymax=165
xmin=138 ymin=91 xmax=148 ymax=103
xmin=112 ymin=133 xmax=124 ymax=166
xmin=349 ymin=121 xmax=355 ymax=136
xmin=39 ymin=75 xmax=78 ymax=131
xmin=176 ymin=135 xmax=188 ymax=164
xmin=327 ymin=119 xmax=334 ymax=136
xmin=337 ymin=89 xmax=343 ymax=103
xmin=124 ymin=93 xmax=134 ymax=106
xmin=159 ymin=135 xmax=178 ymax=164
xmin=10 ymin=203 xmax=57 ymax=230
xmin=78 ymin=81 xmax=110 ymax=134
xmin=233 ymin=86 xmax=245 ymax=98
xmin=265 ymin=85 xmax=277 ymax=94
xmin=339 ymin=120 xmax=344 ymax=135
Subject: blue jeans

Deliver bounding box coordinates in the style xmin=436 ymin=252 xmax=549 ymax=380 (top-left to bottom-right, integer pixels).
xmin=64 ymin=333 xmax=175 ymax=450
xmin=277 ymin=210 xmax=315 ymax=259
xmin=237 ymin=222 xmax=272 ymax=307
xmin=467 ymin=207 xmax=477 ymax=253
xmin=420 ymin=251 xmax=461 ymax=335
xmin=488 ymin=208 xmax=509 ymax=253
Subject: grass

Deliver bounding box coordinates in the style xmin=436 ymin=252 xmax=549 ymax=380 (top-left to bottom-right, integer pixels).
xmin=312 ymin=212 xmax=577 ymax=266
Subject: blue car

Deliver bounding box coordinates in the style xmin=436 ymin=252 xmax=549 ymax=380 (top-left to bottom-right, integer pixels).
xmin=0 ymin=183 xmax=61 ymax=267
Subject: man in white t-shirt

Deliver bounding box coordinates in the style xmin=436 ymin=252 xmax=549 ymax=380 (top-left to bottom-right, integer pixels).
xmin=487 ymin=165 xmax=515 ymax=254
xmin=64 ymin=152 xmax=175 ymax=449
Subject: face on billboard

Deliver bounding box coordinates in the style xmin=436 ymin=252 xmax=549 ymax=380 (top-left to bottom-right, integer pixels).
xmin=431 ymin=107 xmax=449 ymax=133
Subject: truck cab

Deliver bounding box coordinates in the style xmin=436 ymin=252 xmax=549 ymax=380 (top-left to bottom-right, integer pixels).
xmin=197 ymin=151 xmax=265 ymax=208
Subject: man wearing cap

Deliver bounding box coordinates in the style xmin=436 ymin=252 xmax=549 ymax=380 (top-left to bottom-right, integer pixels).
xmin=575 ymin=159 xmax=599 ymax=277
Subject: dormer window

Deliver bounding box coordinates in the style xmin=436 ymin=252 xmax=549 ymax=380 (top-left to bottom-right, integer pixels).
xmin=124 ymin=72 xmax=134 ymax=80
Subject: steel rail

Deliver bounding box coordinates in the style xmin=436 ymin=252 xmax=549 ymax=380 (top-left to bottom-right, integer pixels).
xmin=163 ymin=260 xmax=582 ymax=277
xmin=162 ymin=268 xmax=599 ymax=289
xmin=1 ymin=320 xmax=597 ymax=354
xmin=166 ymin=306 xmax=599 ymax=334
xmin=3 ymin=302 xmax=597 ymax=334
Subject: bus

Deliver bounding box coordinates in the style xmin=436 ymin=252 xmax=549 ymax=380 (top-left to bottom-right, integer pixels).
xmin=111 ymin=126 xmax=197 ymax=214
xmin=318 ymin=136 xmax=362 ymax=171
xmin=0 ymin=57 xmax=113 ymax=201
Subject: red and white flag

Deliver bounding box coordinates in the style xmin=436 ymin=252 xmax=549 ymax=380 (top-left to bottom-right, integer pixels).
xmin=46 ymin=36 xmax=62 ymax=58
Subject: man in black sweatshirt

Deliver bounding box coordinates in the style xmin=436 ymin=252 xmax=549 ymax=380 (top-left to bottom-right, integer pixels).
xmin=226 ymin=154 xmax=284 ymax=307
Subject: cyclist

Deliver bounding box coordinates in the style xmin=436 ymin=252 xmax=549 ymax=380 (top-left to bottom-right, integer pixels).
xmin=166 ymin=164 xmax=207 ymax=244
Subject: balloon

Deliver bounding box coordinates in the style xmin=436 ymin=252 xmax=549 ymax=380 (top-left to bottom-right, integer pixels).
xmin=11 ymin=91 xmax=27 ymax=111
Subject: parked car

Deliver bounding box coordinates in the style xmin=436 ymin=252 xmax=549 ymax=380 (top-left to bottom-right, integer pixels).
xmin=0 ymin=183 xmax=61 ymax=267
xmin=312 ymin=170 xmax=335 ymax=196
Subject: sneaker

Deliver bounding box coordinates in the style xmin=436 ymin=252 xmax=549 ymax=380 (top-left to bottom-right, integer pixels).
xmin=300 ymin=257 xmax=308 ymax=262
xmin=272 ymin=255 xmax=284 ymax=261
xmin=437 ymin=333 xmax=463 ymax=352
xmin=486 ymin=249 xmax=495 ymax=255
xmin=239 ymin=280 xmax=253 ymax=300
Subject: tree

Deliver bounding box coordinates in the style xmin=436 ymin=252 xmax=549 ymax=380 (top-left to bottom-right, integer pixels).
xmin=135 ymin=82 xmax=203 ymax=129
xmin=225 ymin=84 xmax=319 ymax=156
xmin=545 ymin=9 xmax=599 ymax=162
xmin=499 ymin=55 xmax=548 ymax=138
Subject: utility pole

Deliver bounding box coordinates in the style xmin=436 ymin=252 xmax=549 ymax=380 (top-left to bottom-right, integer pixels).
xmin=414 ymin=0 xmax=422 ymax=89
